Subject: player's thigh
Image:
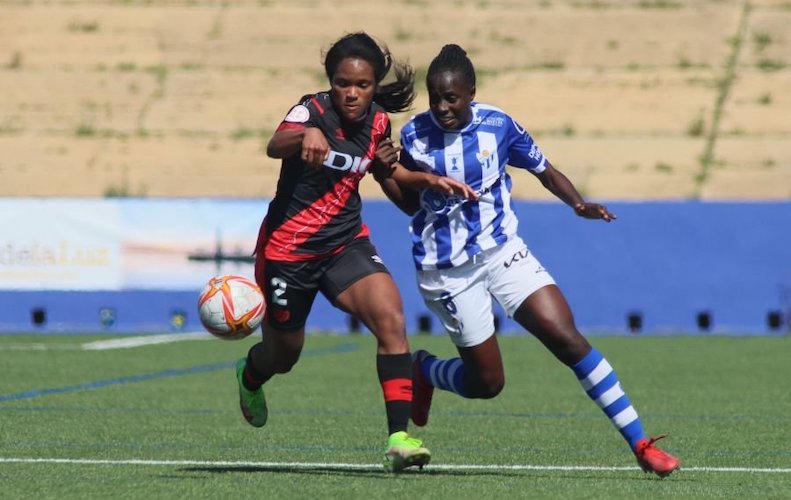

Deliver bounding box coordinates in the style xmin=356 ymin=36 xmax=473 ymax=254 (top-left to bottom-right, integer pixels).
xmin=322 ymin=238 xmax=391 ymax=303
xmin=337 ymin=272 xmax=404 ymax=328
xmin=419 ymin=264 xmax=494 ymax=348
xmin=324 ymin=238 xmax=406 ymax=337
xmin=514 ymin=285 xmax=590 ymax=365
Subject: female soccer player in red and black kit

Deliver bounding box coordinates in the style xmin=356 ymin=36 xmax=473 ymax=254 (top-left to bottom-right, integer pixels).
xmin=234 ymin=32 xmax=475 ymax=473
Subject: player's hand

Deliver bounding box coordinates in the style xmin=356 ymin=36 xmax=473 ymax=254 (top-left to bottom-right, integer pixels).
xmin=430 ymin=176 xmax=479 ymax=201
xmin=371 ymin=138 xmax=400 ymax=180
xmin=301 ymin=127 xmax=330 ymax=168
xmin=374 ymin=138 xmax=401 ymax=167
xmin=574 ymin=202 xmax=616 ymax=222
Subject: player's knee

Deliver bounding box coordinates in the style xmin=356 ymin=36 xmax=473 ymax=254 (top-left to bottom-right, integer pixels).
xmin=268 ymin=344 xmax=301 ymax=374
xmin=470 ymin=373 xmax=505 ymax=399
xmin=369 ymin=307 xmax=406 ymax=336
xmin=273 ymin=355 xmax=299 ymax=374
xmin=482 ymin=378 xmax=505 ymax=399
xmin=551 ymin=332 xmax=591 ymax=366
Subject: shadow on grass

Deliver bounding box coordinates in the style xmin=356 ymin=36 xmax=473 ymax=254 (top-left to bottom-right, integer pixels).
xmin=179 ymin=465 xmax=681 ymax=481
xmin=182 ymin=465 xmax=502 ymax=477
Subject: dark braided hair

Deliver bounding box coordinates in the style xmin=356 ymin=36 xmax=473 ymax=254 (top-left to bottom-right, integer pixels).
xmin=323 ymin=32 xmax=416 ymax=113
xmin=426 ymin=44 xmax=476 ymax=89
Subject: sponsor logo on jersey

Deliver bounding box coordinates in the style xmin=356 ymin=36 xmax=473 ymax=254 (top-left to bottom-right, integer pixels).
xmin=483 ymin=117 xmax=505 ymax=127
xmin=323 ymin=150 xmax=371 ymax=173
xmin=421 ymin=189 xmax=465 ymax=212
xmin=504 ymin=248 xmax=529 ymax=269
xmin=528 ymin=143 xmax=543 ymax=161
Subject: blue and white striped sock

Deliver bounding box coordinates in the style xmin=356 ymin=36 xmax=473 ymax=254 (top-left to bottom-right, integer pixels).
xmin=421 ymin=355 xmax=470 ymax=398
xmin=572 ymin=347 xmax=646 ymax=450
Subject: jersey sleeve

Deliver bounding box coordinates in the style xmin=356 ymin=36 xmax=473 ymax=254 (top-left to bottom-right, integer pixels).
xmin=275 ymin=96 xmax=321 ymax=132
xmin=367 ymin=103 xmax=391 ymax=145
xmin=398 ymin=121 xmax=421 ymax=172
xmin=506 ymin=116 xmax=547 ymax=173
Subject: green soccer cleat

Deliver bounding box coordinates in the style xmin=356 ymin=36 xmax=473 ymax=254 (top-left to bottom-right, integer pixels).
xmin=383 ymin=431 xmax=431 ymax=473
xmin=235 ymin=358 xmax=268 ymax=428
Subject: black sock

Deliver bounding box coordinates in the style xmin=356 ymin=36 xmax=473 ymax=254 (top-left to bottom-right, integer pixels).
xmin=242 ymin=347 xmax=269 ymax=391
xmin=376 ymin=353 xmax=413 ymax=435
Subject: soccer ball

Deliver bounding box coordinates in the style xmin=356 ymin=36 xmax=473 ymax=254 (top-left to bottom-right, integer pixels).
xmin=197 ymin=275 xmax=265 ymax=340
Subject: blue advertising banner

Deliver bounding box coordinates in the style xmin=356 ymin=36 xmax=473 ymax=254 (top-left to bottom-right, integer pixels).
xmin=0 ymin=199 xmax=789 ymax=335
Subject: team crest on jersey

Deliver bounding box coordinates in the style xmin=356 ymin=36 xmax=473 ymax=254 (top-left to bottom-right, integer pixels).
xmin=476 ymin=149 xmax=496 ymax=169
xmin=270 ymin=308 xmax=291 ymax=323
xmin=284 ymin=105 xmax=310 ymax=123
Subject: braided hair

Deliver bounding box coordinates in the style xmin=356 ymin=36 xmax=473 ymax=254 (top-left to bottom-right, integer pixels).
xmin=426 ymin=44 xmax=476 ymax=89
xmin=323 ymin=32 xmax=416 ymax=113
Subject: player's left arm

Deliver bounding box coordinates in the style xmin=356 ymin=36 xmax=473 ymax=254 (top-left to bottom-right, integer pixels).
xmin=393 ymin=166 xmax=477 ymax=199
xmin=371 ymin=138 xmax=477 ymax=207
xmin=507 ymin=115 xmax=615 ymax=222
xmin=535 ymin=160 xmax=616 ymax=222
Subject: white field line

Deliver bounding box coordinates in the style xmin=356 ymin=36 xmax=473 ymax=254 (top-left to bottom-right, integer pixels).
xmin=80 ymin=332 xmax=212 ymax=350
xmin=0 ymin=332 xmax=212 ymax=352
xmin=0 ymin=457 xmax=789 ymax=474
xmin=0 ymin=343 xmax=77 ymax=351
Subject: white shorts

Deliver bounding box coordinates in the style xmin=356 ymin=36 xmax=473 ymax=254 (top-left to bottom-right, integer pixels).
xmin=416 ymin=236 xmax=556 ymax=348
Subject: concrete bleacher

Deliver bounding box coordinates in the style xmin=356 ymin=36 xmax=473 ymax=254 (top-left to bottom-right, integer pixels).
xmin=0 ymin=0 xmax=789 ymax=200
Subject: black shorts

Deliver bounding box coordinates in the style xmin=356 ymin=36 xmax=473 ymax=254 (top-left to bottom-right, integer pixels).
xmin=257 ymin=237 xmax=389 ymax=331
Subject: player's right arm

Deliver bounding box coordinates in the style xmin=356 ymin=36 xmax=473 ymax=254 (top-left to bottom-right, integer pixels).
xmin=266 ymin=127 xmax=328 ymax=167
xmin=266 ymin=102 xmax=329 ymax=167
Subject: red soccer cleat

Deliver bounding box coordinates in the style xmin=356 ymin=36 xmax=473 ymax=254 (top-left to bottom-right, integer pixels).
xmin=634 ymin=435 xmax=680 ymax=478
xmin=410 ymin=350 xmax=435 ymax=427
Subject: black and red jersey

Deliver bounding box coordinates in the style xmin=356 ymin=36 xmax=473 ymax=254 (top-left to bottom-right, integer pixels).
xmin=260 ymin=92 xmax=390 ymax=262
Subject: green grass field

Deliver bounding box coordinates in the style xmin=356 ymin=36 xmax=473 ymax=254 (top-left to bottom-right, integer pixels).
xmin=1 ymin=332 xmax=789 ymax=499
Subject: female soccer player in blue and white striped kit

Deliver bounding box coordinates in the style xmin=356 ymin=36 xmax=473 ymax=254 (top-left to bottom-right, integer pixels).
xmin=379 ymin=44 xmax=680 ymax=477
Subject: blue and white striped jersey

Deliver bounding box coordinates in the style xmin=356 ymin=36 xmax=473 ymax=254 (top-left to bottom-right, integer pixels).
xmin=399 ymin=102 xmax=547 ymax=270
